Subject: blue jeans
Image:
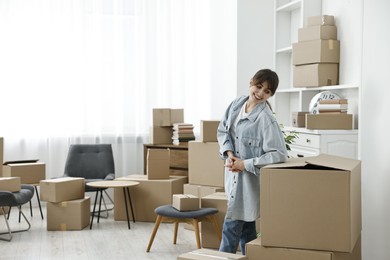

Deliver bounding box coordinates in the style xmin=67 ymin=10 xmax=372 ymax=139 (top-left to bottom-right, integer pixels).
xmin=219 ymin=218 xmax=257 ymax=255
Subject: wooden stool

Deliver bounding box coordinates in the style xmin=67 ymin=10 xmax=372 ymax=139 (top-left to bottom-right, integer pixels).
xmin=146 ymin=205 xmax=221 ymax=252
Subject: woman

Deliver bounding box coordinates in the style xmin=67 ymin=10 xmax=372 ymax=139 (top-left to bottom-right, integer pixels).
xmin=217 ymin=68 xmax=288 ymax=254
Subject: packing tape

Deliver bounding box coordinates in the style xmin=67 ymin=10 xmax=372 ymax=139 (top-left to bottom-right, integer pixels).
xmin=60 ymin=202 xmax=68 ymax=207
xmin=60 ymin=224 xmax=67 ymax=231
xmin=328 ymin=40 xmax=334 ymax=50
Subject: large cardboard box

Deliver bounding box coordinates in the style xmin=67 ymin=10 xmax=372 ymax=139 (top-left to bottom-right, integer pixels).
xmin=246 ymin=236 xmax=361 ymax=260
xmin=0 ymin=177 xmax=21 ymax=192
xmin=114 ymin=175 xmax=187 ymax=222
xmin=153 ymin=108 xmax=184 ymax=127
xmin=172 ymin=194 xmax=199 ymax=211
xmin=298 ymin=25 xmax=337 ymax=42
xmin=293 ymin=63 xmax=339 ymax=87
xmin=147 ymin=148 xmax=170 ymax=180
xmin=178 ymin=248 xmax=248 ymax=260
xmin=308 ymin=15 xmax=335 ymax=26
xmin=3 ymin=162 xmax=46 ymax=184
xmin=0 ymin=137 xmax=3 ymax=176
xmin=40 ymin=177 xmax=85 ymax=203
xmin=260 ymin=154 xmax=361 ymax=252
xmin=306 ymin=113 xmax=353 ymax=130
xmin=200 ymin=120 xmax=220 ymax=142
xmin=293 ymin=40 xmax=340 ymax=65
xmin=150 ymin=126 xmax=173 ymax=144
xmin=188 ymin=141 xmax=224 ymax=187
xmin=46 ymin=197 xmax=90 ymax=231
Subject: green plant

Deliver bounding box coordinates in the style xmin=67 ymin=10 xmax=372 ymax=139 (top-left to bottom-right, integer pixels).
xmin=280 ymin=124 xmax=298 ymax=151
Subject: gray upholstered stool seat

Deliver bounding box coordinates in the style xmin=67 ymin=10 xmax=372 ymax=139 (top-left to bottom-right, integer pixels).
xmin=146 ymin=205 xmax=221 ymax=252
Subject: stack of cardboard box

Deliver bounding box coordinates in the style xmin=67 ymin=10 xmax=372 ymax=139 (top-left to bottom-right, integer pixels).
xmin=293 ymin=15 xmax=339 ymax=87
xmin=150 ymin=108 xmax=184 ymax=144
xmin=246 ymin=154 xmax=361 ymax=260
xmin=40 ymin=177 xmax=90 ymax=231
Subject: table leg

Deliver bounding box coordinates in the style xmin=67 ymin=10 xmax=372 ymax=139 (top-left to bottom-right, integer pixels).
xmin=90 ymin=190 xmax=99 ymax=229
xmin=97 ymin=189 xmax=103 ymax=224
xmin=35 ymin=186 xmax=44 ymax=220
xmin=125 ymin=187 xmax=136 ymax=223
xmin=123 ymin=188 xmax=131 ymax=229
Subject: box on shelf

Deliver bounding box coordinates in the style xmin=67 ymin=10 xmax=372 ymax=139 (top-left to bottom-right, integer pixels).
xmin=306 ymin=113 xmax=353 ymax=130
xmin=46 ymin=197 xmax=90 ymax=231
xmin=292 ymin=112 xmax=309 ymax=127
xmin=153 ymin=108 xmax=184 ymax=127
xmin=147 ymin=148 xmax=170 ymax=180
xmin=293 ymin=40 xmax=340 ymax=65
xmin=114 ymin=175 xmax=187 ymax=222
xmin=293 ymin=63 xmax=339 ymax=87
xmin=150 ymin=126 xmax=173 ymax=144
xmin=3 ymin=161 xmax=46 ymax=184
xmin=246 ymin=236 xmax=361 ymax=260
xmin=172 ymin=194 xmax=199 ymax=211
xmin=200 ymin=120 xmax=220 ymax=142
xmin=307 ymin=15 xmax=335 ymax=26
xmin=0 ymin=177 xmax=21 ymax=192
xmin=178 ymin=248 xmax=248 ymax=260
xmin=260 ymin=154 xmax=361 ymax=252
xmin=298 ymin=25 xmax=337 ymax=42
xmin=40 ymin=177 xmax=85 ymax=203
xmin=188 ymin=141 xmax=224 ymax=187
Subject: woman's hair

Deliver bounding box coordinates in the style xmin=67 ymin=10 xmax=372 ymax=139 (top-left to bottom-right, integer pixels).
xmin=251 ymin=68 xmax=279 ymax=96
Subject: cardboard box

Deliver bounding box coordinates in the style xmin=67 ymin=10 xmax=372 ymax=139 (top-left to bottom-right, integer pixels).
xmin=172 ymin=194 xmax=199 ymax=211
xmin=299 ymin=25 xmax=337 ymax=42
xmin=308 ymin=15 xmax=335 ymax=26
xmin=150 ymin=126 xmax=173 ymax=144
xmin=178 ymin=248 xmax=248 ymax=260
xmin=188 ymin=141 xmax=224 ymax=187
xmin=260 ymin=154 xmax=361 ymax=252
xmin=306 ymin=113 xmax=353 ymax=130
xmin=200 ymin=120 xmax=220 ymax=142
xmin=246 ymin=236 xmax=361 ymax=260
xmin=292 ymin=112 xmax=309 ymax=127
xmin=0 ymin=137 xmax=3 ymax=176
xmin=114 ymin=175 xmax=187 ymax=222
xmin=40 ymin=177 xmax=85 ymax=203
xmin=46 ymin=197 xmax=90 ymax=231
xmin=147 ymin=148 xmax=170 ymax=180
xmin=153 ymin=108 xmax=184 ymax=127
xmin=0 ymin=177 xmax=21 ymax=192
xmin=3 ymin=162 xmax=46 ymax=184
xmin=293 ymin=63 xmax=339 ymax=87
xmin=293 ymin=40 xmax=340 ymax=65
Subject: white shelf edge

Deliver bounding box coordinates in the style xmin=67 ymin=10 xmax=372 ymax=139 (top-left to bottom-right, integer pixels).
xmin=276 ymin=46 xmax=292 ymax=54
xmin=276 ymin=0 xmax=301 ymax=12
xmin=276 ymin=84 xmax=359 ymax=93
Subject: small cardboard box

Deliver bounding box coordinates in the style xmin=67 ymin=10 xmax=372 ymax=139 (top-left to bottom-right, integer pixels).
xmin=178 ymin=248 xmax=248 ymax=260
xmin=40 ymin=177 xmax=85 ymax=203
xmin=306 ymin=113 xmax=353 ymax=130
xmin=293 ymin=40 xmax=340 ymax=65
xmin=291 ymin=112 xmax=309 ymax=127
xmin=298 ymin=25 xmax=337 ymax=42
xmin=260 ymin=154 xmax=361 ymax=252
xmin=200 ymin=120 xmax=220 ymax=142
xmin=308 ymin=15 xmax=335 ymax=26
xmin=147 ymin=148 xmax=170 ymax=180
xmin=172 ymin=194 xmax=199 ymax=211
xmin=114 ymin=175 xmax=187 ymax=222
xmin=188 ymin=141 xmax=224 ymax=187
xmin=150 ymin=126 xmax=173 ymax=144
xmin=293 ymin=63 xmax=339 ymax=87
xmin=153 ymin=108 xmax=184 ymax=127
xmin=46 ymin=197 xmax=90 ymax=231
xmin=3 ymin=162 xmax=46 ymax=184
xmin=246 ymin=236 xmax=361 ymax=260
xmin=0 ymin=177 xmax=21 ymax=192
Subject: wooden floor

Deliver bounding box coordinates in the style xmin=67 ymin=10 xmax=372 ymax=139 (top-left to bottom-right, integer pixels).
xmin=0 ymin=204 xmax=200 ymax=260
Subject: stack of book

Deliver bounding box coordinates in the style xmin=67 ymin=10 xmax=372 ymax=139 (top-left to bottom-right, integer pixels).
xmin=317 ymin=98 xmax=348 ymax=113
xmin=172 ymin=123 xmax=195 ymax=145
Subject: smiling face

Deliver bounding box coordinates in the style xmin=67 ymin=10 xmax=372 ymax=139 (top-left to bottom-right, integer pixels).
xmin=248 ymin=80 xmax=272 ymax=105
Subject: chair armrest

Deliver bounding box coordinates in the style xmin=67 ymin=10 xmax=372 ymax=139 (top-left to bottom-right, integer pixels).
xmin=104 ymin=173 xmax=115 ymax=181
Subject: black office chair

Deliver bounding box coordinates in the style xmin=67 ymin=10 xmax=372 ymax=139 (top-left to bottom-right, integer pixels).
xmin=0 ymin=184 xmax=35 ymax=241
xmin=61 ymin=144 xmax=115 ymax=216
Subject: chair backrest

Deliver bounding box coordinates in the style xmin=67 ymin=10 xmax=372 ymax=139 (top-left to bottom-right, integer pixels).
xmin=64 ymin=144 xmax=115 ymax=180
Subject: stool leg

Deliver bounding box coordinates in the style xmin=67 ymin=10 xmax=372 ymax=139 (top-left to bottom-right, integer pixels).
xmin=173 ymin=221 xmax=179 ymax=244
xmin=146 ymin=215 xmax=163 ymax=252
xmin=192 ymin=219 xmax=201 ymax=249
xmin=210 ymin=215 xmax=222 ymax=241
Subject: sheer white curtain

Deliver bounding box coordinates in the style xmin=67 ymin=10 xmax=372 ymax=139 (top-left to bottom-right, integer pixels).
xmin=0 ymin=0 xmax=236 ymax=178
